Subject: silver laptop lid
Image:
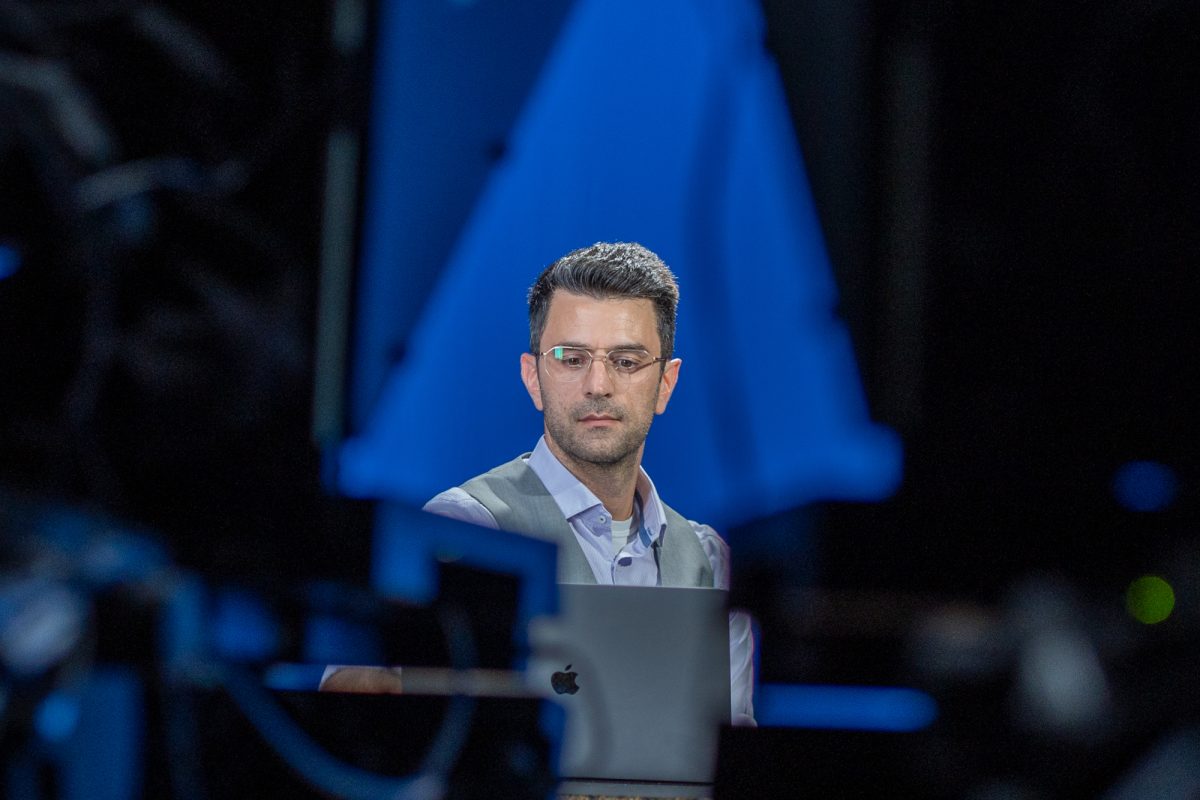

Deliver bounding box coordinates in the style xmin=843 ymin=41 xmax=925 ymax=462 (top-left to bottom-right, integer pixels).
xmin=527 ymin=584 xmax=731 ymax=784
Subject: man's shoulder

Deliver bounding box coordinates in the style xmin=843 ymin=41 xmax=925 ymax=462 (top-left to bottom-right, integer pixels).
xmin=459 ymin=453 xmax=534 ymax=489
xmin=659 ymin=501 xmax=726 ymax=544
xmin=458 ymin=455 xmax=549 ymax=510
xmin=422 ymin=487 xmax=501 ymax=529
xmin=423 ymin=453 xmax=539 ymax=531
xmin=685 ymin=517 xmax=730 ymax=559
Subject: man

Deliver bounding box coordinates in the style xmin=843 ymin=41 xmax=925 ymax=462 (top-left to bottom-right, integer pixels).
xmin=424 ymin=242 xmax=754 ymax=725
xmin=324 ymin=242 xmax=753 ymax=725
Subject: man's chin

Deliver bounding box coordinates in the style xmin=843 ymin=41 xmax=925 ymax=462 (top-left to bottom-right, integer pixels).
xmin=561 ymin=439 xmax=636 ymax=468
xmin=545 ymin=420 xmax=645 ymax=469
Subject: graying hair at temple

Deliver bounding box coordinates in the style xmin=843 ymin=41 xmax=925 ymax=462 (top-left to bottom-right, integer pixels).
xmin=526 ymin=242 xmax=680 ymax=359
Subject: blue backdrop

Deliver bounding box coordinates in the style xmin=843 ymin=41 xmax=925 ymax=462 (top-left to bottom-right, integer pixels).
xmin=338 ymin=0 xmax=901 ymax=530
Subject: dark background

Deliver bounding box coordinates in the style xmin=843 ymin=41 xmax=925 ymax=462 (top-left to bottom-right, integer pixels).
xmin=767 ymin=1 xmax=1199 ymax=600
xmin=0 ymin=1 xmax=370 ymax=586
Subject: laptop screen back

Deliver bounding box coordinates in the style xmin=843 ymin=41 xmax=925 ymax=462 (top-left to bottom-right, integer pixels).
xmin=528 ymin=584 xmax=731 ymax=784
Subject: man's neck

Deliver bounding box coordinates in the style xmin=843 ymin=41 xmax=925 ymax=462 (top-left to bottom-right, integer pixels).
xmin=544 ymin=439 xmax=642 ymax=520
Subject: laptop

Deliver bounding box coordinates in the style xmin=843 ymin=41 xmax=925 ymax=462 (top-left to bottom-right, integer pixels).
xmin=526 ymin=584 xmax=731 ymax=790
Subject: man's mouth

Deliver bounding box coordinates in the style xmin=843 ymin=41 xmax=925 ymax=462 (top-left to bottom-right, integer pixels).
xmin=579 ymin=413 xmax=619 ymax=425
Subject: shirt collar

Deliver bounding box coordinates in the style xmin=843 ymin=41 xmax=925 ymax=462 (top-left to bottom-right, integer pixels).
xmin=525 ymin=436 xmax=668 ymax=543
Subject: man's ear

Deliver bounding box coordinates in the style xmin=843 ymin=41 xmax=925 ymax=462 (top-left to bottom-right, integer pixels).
xmin=655 ymin=357 xmax=682 ymax=414
xmin=520 ymin=352 xmax=544 ymax=411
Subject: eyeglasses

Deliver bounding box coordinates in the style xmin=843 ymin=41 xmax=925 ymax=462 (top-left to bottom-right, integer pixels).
xmin=538 ymin=345 xmax=667 ymax=383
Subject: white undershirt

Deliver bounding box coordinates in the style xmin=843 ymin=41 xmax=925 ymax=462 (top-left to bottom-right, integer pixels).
xmin=609 ymin=515 xmax=635 ymax=557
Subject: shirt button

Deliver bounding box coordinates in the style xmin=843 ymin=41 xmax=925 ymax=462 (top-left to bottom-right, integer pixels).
xmin=598 ymin=515 xmax=607 ymax=523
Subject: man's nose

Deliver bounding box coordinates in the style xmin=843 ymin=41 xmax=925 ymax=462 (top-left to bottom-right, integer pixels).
xmin=582 ymin=356 xmax=614 ymax=395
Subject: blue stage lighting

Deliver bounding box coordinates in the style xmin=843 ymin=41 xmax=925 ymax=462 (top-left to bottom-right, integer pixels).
xmin=0 ymin=243 xmax=20 ymax=280
xmin=757 ymin=683 xmax=938 ymax=732
xmin=35 ymin=691 xmax=82 ymax=743
xmin=211 ymin=588 xmax=281 ymax=662
xmin=1113 ymin=460 xmax=1178 ymax=513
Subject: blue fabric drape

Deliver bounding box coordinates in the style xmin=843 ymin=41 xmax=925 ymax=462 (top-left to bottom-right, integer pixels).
xmin=339 ymin=0 xmax=900 ymax=528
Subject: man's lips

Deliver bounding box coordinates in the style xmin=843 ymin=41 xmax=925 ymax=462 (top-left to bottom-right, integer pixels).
xmin=579 ymin=414 xmax=618 ymax=425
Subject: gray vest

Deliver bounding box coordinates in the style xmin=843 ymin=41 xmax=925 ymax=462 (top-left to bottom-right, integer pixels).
xmin=460 ymin=455 xmax=714 ymax=587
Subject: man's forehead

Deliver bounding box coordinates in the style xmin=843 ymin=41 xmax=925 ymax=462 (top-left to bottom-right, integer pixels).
xmin=544 ymin=290 xmax=656 ymax=317
xmin=541 ymin=292 xmax=658 ymax=349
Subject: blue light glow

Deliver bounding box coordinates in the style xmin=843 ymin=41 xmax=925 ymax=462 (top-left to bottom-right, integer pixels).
xmin=35 ymin=691 xmax=82 ymax=742
xmin=212 ymin=588 xmax=281 ymax=662
xmin=1113 ymin=460 xmax=1178 ymax=513
xmin=303 ymin=613 xmax=383 ymax=665
xmin=0 ymin=243 xmax=20 ymax=280
xmin=262 ymin=662 xmax=330 ymax=691
xmin=757 ymin=683 xmax=938 ymax=732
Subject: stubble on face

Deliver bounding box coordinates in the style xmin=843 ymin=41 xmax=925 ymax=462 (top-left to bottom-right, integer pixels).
xmin=539 ymin=382 xmax=659 ymax=471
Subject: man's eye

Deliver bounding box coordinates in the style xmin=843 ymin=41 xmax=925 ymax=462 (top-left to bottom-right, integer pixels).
xmin=611 ymin=353 xmax=644 ymax=371
xmin=560 ymin=352 xmax=589 ymax=368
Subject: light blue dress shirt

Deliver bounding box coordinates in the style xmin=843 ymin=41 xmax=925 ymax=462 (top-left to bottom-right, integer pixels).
xmin=424 ymin=437 xmax=756 ymax=725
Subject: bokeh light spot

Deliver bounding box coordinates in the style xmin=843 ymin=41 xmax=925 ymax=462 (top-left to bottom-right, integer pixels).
xmin=0 ymin=242 xmax=20 ymax=280
xmin=1113 ymin=461 xmax=1178 ymax=512
xmin=35 ymin=691 xmax=81 ymax=742
xmin=1126 ymin=575 xmax=1175 ymax=624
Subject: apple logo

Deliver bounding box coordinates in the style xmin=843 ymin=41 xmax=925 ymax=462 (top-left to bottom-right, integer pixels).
xmin=551 ymin=664 xmax=580 ymax=695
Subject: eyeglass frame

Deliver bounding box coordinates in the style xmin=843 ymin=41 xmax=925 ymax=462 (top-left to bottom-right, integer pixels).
xmin=535 ymin=344 xmax=670 ymax=382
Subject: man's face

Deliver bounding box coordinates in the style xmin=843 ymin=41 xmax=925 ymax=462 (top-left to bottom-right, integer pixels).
xmin=520 ymin=291 xmax=681 ymax=472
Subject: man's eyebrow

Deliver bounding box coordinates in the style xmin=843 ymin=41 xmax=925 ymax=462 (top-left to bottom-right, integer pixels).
xmin=547 ymin=341 xmax=651 ymax=352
